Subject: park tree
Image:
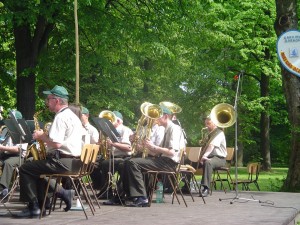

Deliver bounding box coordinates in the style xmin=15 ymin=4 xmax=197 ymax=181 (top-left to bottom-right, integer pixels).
xmin=274 ymin=0 xmax=300 ymax=191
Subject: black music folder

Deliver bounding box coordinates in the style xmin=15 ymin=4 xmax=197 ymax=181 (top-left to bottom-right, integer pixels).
xmin=91 ymin=117 xmax=120 ymax=143
xmin=4 ymin=119 xmax=32 ymax=144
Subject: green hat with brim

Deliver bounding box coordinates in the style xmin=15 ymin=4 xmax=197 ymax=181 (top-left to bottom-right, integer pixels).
xmin=161 ymin=106 xmax=172 ymax=115
xmin=82 ymin=107 xmax=89 ymax=115
xmin=113 ymin=111 xmax=123 ymax=120
xmin=43 ymin=85 xmax=69 ymax=99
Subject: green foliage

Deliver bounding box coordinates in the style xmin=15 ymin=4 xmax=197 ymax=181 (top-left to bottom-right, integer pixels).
xmin=0 ymin=0 xmax=290 ymax=166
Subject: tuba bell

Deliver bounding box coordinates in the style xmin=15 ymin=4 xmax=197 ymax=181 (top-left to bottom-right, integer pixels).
xmin=99 ymin=110 xmax=117 ymax=124
xmin=159 ymin=101 xmax=182 ymax=114
xmin=210 ymin=103 xmax=236 ymax=128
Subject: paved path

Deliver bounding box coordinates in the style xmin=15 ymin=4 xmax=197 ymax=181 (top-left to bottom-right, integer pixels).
xmin=0 ymin=191 xmax=299 ymax=225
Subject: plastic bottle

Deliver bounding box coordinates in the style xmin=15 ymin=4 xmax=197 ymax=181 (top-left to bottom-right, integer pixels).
xmin=156 ymin=180 xmax=164 ymax=203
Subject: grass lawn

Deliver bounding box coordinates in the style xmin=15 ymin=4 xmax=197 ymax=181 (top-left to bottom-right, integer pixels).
xmin=195 ymin=167 xmax=288 ymax=192
xmin=231 ymin=167 xmax=288 ymax=192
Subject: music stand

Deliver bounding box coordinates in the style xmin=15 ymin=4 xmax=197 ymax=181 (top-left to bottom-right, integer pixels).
xmin=91 ymin=117 xmax=121 ymax=199
xmin=91 ymin=117 xmax=120 ymax=142
xmin=25 ymin=120 xmax=44 ymax=134
xmin=219 ymin=72 xmax=259 ymax=204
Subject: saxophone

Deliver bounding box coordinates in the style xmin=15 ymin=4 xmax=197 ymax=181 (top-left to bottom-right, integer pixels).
xmin=26 ymin=112 xmax=47 ymax=160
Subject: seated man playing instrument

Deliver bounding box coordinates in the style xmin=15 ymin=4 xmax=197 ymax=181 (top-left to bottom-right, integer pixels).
xmin=14 ymin=85 xmax=83 ymax=218
xmin=122 ymin=106 xmax=185 ymax=207
xmin=198 ymin=117 xmax=227 ymax=197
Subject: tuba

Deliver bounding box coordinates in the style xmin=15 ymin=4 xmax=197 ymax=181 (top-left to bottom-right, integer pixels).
xmin=199 ymin=103 xmax=236 ymax=160
xmin=99 ymin=110 xmax=117 ymax=124
xmin=210 ymin=103 xmax=236 ymax=128
xmin=26 ymin=111 xmax=48 ymax=160
xmin=98 ymin=110 xmax=117 ymax=159
xmin=131 ymin=102 xmax=163 ymax=158
xmin=159 ymin=101 xmax=182 ymax=114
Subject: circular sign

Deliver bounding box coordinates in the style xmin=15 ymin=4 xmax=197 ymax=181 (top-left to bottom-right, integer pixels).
xmin=277 ymin=30 xmax=300 ymax=77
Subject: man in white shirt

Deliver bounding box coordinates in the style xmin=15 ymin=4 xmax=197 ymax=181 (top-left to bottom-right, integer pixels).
xmin=199 ymin=117 xmax=227 ymax=197
xmin=14 ymin=85 xmax=83 ymax=218
xmin=81 ymin=107 xmax=99 ymax=144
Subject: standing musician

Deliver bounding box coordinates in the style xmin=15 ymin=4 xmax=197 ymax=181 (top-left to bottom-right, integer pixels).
xmin=0 ymin=110 xmax=28 ymax=201
xmin=91 ymin=111 xmax=133 ymax=200
xmin=198 ymin=116 xmax=227 ymax=197
xmin=122 ymin=106 xmax=185 ymax=207
xmin=13 ymin=85 xmax=83 ymax=218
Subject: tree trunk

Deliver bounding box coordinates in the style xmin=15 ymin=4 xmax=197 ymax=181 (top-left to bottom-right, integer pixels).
xmin=274 ymin=0 xmax=300 ymax=191
xmin=14 ymin=25 xmax=36 ymax=120
xmin=260 ymin=72 xmax=271 ymax=171
xmin=13 ymin=15 xmax=54 ymax=120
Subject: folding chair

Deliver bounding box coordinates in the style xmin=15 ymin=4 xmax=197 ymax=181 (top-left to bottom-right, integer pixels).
xmin=78 ymin=144 xmax=101 ymax=209
xmin=180 ymin=147 xmax=206 ymax=204
xmin=232 ymin=162 xmax=260 ymax=191
xmin=211 ymin=147 xmax=234 ymax=194
xmin=40 ymin=144 xmax=100 ymax=219
xmin=146 ymin=149 xmax=188 ymax=207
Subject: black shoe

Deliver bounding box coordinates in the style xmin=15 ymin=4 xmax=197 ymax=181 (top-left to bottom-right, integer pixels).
xmin=199 ymin=189 xmax=209 ymax=197
xmin=102 ymin=197 xmax=123 ymax=205
xmin=126 ymin=197 xmax=149 ymax=207
xmin=58 ymin=189 xmax=75 ymax=212
xmin=12 ymin=207 xmax=41 ymax=218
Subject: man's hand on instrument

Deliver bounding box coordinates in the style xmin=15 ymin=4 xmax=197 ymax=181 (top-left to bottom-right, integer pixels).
xmin=32 ymin=129 xmax=44 ymax=140
xmin=129 ymin=132 xmax=136 ymax=143
xmin=107 ymin=138 xmax=113 ymax=147
xmin=144 ymin=139 xmax=155 ymax=151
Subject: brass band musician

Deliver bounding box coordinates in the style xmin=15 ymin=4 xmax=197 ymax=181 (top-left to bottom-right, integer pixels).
xmin=14 ymin=85 xmax=83 ymax=218
xmin=91 ymin=111 xmax=133 ymax=200
xmin=81 ymin=107 xmax=99 ymax=144
xmin=122 ymin=106 xmax=186 ymax=207
xmin=198 ymin=117 xmax=227 ymax=197
xmin=0 ymin=110 xmax=28 ymax=201
xmin=130 ymin=119 xmax=165 ymax=158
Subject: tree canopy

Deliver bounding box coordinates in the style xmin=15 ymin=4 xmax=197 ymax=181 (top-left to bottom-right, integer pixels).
xmin=0 ymin=0 xmax=296 ymax=188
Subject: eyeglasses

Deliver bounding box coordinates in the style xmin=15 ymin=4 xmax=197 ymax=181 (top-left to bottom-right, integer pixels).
xmin=45 ymin=97 xmax=57 ymax=102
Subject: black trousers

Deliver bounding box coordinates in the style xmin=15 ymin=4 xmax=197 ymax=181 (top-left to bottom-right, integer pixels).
xmin=123 ymin=157 xmax=177 ymax=198
xmin=90 ymin=156 xmax=130 ymax=193
xmin=19 ymin=157 xmax=81 ymax=203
